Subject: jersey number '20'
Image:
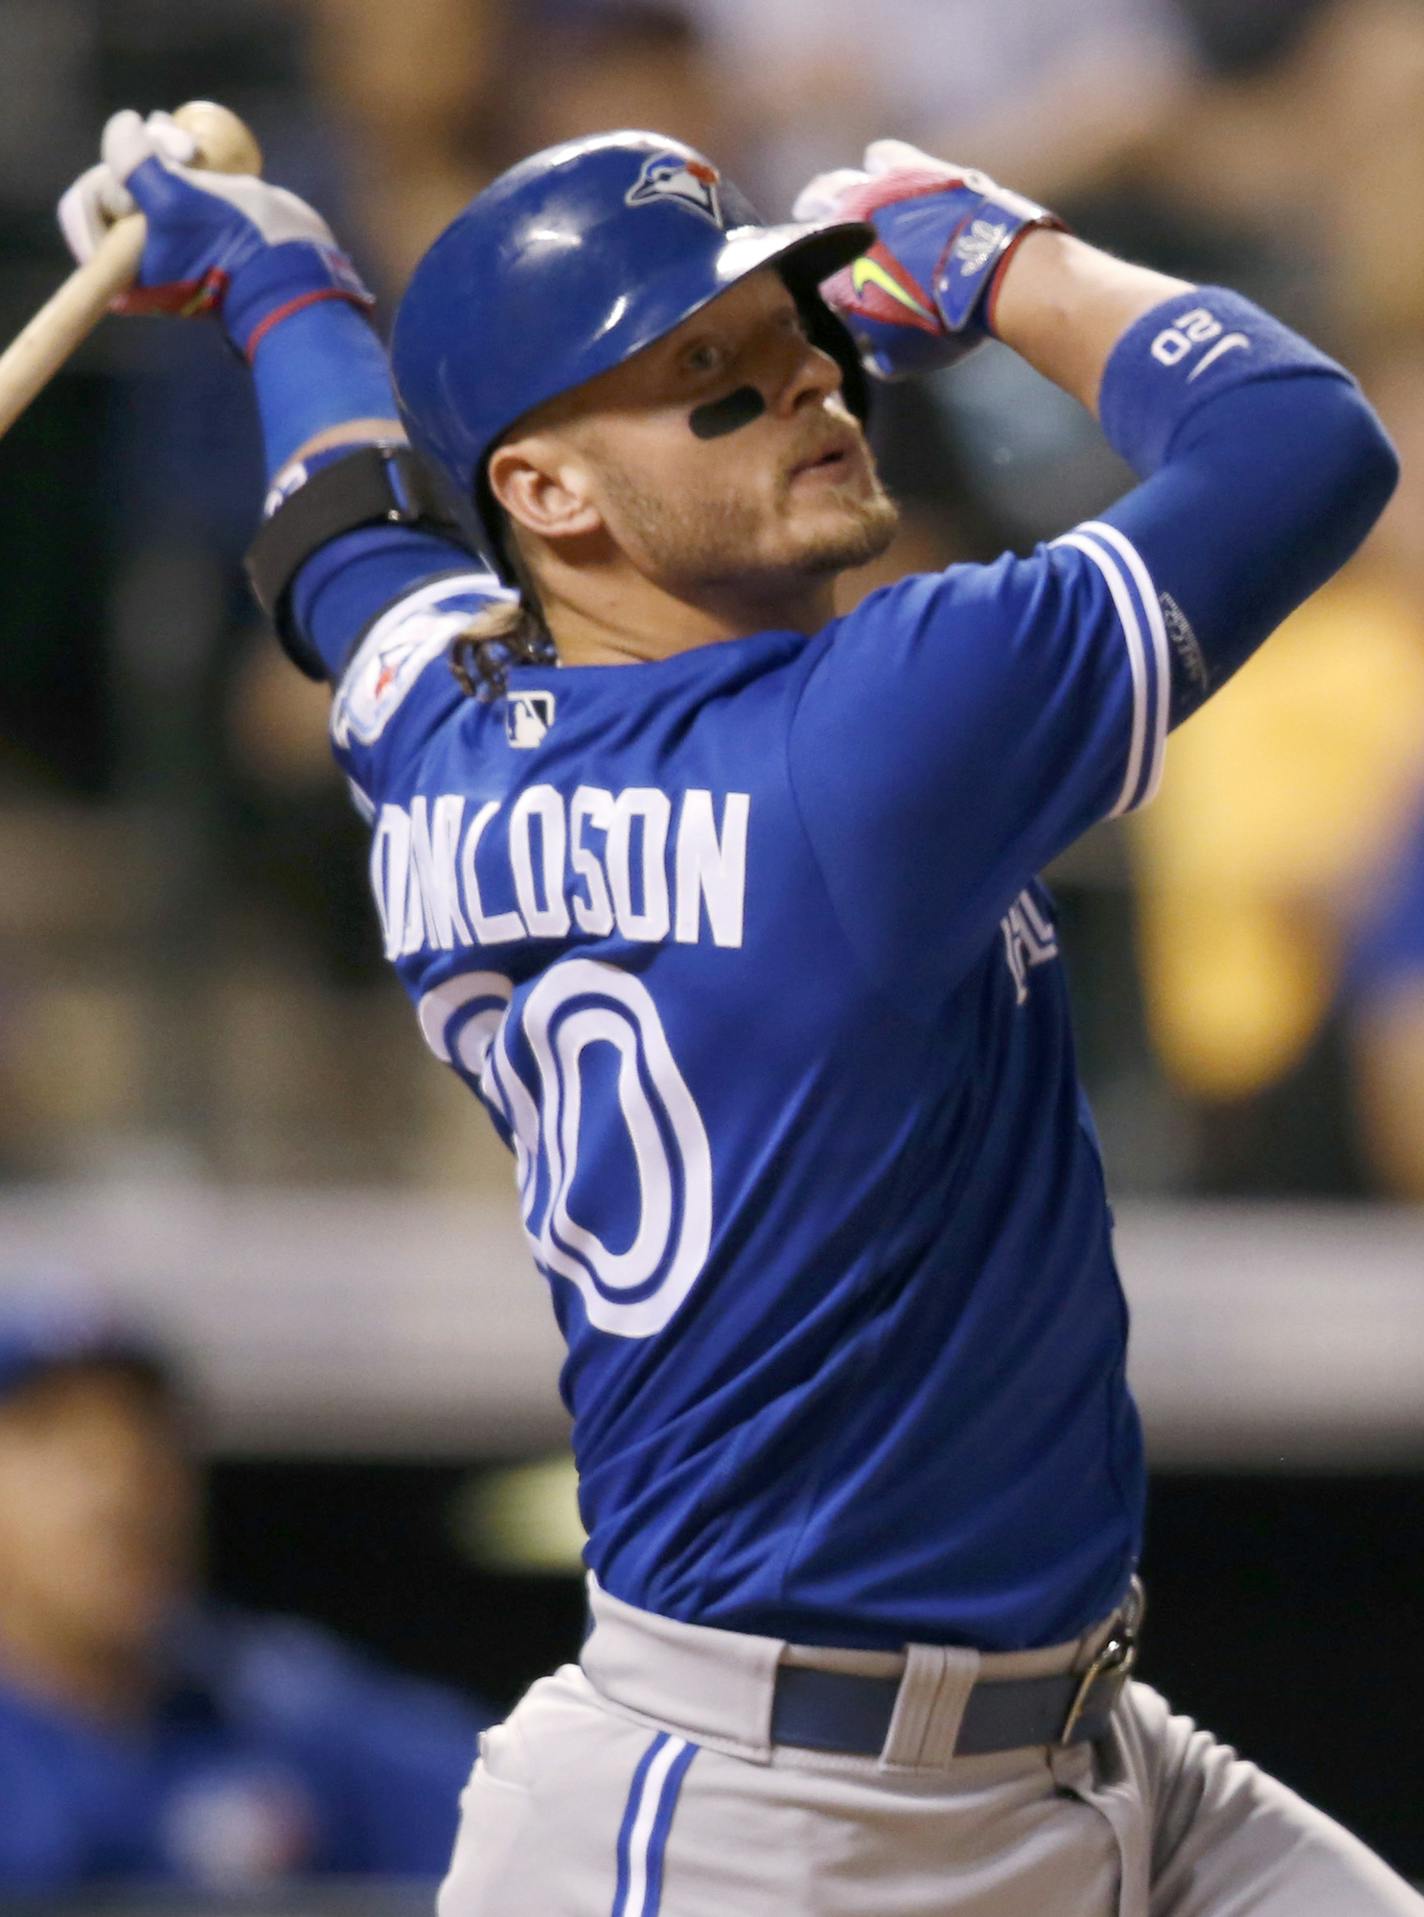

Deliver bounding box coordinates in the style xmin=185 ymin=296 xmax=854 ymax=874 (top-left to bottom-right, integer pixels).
xmin=417 ymin=961 xmax=712 ymax=1337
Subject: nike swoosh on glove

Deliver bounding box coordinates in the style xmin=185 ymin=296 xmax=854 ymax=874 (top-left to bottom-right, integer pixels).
xmin=793 ymin=140 xmax=1063 ymax=380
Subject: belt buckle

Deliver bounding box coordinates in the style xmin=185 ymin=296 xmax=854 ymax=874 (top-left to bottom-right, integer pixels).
xmin=1059 ymin=1613 xmax=1139 ymax=1745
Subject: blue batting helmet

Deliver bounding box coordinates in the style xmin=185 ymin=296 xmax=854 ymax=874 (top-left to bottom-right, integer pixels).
xmin=390 ymin=131 xmax=873 ymax=575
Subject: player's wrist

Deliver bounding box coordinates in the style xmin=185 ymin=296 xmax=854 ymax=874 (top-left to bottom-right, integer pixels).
xmin=980 ymin=223 xmax=1071 ymax=340
xmin=244 ymin=288 xmax=401 ymax=479
xmin=926 ymin=179 xmax=1066 ymax=341
xmin=222 ymin=238 xmax=375 ymax=361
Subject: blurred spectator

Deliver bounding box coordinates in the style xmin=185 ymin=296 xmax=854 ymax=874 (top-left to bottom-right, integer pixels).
xmin=1128 ymin=330 xmax=1424 ymax=1193
xmin=308 ymin=0 xmax=507 ymax=286
xmin=1345 ymin=802 xmax=1424 ymax=1200
xmin=2 ymin=0 xmax=1422 ymax=1201
xmin=504 ymin=0 xmax=727 ymax=170
xmin=1160 ymin=0 xmax=1424 ymax=343
xmin=655 ymin=0 xmax=1194 ymax=213
xmin=0 ymin=1288 xmax=490 ymax=1895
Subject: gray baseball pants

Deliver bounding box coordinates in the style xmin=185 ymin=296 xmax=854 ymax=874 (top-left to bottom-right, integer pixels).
xmin=438 ymin=1577 xmax=1423 ymax=1916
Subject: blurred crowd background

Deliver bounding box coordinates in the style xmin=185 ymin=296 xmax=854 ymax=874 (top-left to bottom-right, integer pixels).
xmin=0 ymin=0 xmax=1421 ymax=1905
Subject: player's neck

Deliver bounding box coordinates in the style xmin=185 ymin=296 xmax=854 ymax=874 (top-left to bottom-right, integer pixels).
xmin=543 ymin=562 xmax=836 ymax=666
xmin=0 ymin=1603 xmax=160 ymax=1725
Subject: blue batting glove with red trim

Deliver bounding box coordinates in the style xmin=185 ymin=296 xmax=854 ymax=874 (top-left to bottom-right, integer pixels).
xmin=792 ymin=140 xmax=1065 ymax=380
xmin=57 ymin=109 xmax=372 ymax=361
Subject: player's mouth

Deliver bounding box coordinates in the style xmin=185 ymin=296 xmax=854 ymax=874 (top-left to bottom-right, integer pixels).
xmin=788 ymin=431 xmax=861 ymax=486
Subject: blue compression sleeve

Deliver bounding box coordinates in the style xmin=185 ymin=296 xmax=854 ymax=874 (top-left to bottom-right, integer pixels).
xmin=1094 ymin=290 xmax=1398 ymax=722
xmin=245 ymin=301 xmax=495 ymax=680
xmin=248 ymin=296 xmax=401 ymax=476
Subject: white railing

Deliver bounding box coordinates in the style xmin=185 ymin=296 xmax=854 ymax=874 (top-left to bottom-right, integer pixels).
xmin=1 ymin=1184 xmax=1421 ymax=1465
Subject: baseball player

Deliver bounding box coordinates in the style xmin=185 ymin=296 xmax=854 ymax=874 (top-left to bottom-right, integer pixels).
xmin=57 ymin=109 xmax=1416 ymax=1915
xmin=0 ymin=1287 xmax=492 ymax=1892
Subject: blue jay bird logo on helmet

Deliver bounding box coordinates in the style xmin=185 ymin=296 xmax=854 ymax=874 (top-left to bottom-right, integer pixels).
xmin=626 ymin=151 xmax=723 ymax=226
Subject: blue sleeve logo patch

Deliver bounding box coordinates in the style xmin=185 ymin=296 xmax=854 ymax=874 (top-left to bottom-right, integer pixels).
xmin=331 ymin=574 xmax=511 ymax=749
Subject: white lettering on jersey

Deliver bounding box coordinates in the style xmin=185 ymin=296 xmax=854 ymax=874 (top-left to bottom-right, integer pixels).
xmin=510 ymin=786 xmax=572 ymax=939
xmin=408 ymin=796 xmax=470 ymax=950
xmin=1000 ymin=888 xmax=1058 ymax=1005
xmin=674 ymin=790 xmax=749 ymax=948
xmin=373 ymin=787 xmax=750 ymax=956
xmin=461 ymin=801 xmax=526 ymax=945
xmin=369 ymin=804 xmax=427 ymax=959
xmin=570 ymin=787 xmax=616 ymax=936
xmin=607 ymin=790 xmax=672 ymax=943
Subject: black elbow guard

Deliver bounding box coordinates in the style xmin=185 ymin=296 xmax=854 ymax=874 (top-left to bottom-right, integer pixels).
xmin=246 ymin=443 xmax=469 ymax=679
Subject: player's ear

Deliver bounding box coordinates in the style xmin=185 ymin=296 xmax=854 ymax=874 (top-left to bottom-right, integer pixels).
xmin=488 ymin=435 xmax=603 ymax=545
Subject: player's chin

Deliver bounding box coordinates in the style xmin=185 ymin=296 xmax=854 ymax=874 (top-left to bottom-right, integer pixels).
xmin=787 ymin=490 xmax=900 ymax=575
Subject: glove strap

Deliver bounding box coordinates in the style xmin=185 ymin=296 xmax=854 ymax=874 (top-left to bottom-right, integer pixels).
xmin=222 ymin=238 xmax=375 ymax=360
xmin=247 ymin=443 xmax=467 ymax=678
xmin=930 ymin=180 xmax=1066 ymax=337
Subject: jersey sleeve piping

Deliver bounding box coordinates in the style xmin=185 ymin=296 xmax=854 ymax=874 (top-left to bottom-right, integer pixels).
xmin=1080 ymin=519 xmax=1171 ymax=808
xmin=1049 ymin=523 xmax=1169 ymax=814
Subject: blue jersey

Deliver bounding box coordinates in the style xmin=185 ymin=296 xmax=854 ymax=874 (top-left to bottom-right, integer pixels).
xmin=329 ymin=519 xmax=1170 ymax=1653
xmin=0 ymin=1609 xmax=488 ymax=1893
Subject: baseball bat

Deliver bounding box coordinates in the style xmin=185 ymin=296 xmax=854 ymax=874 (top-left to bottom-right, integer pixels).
xmin=0 ymin=102 xmax=263 ymax=441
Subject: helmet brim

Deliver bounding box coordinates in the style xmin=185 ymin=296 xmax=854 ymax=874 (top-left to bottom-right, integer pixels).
xmin=711 ymin=217 xmax=872 ymax=294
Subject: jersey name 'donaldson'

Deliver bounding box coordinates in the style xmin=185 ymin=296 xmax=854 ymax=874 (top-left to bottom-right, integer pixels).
xmin=371 ymin=782 xmax=1061 ymax=1006
xmin=369 ymin=786 xmax=752 ymax=957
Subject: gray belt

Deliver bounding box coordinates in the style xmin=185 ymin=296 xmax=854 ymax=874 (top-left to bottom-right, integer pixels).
xmin=770 ymin=1610 xmax=1139 ymax=1758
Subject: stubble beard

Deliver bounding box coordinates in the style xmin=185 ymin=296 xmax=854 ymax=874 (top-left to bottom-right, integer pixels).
xmin=599 ymin=454 xmax=901 ymax=596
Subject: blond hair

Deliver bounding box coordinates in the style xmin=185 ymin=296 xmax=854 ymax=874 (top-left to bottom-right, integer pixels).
xmin=449 ymin=513 xmax=558 ymax=700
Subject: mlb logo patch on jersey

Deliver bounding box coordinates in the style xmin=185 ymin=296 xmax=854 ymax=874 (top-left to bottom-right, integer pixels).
xmin=506 ymin=690 xmax=556 ymax=748
xmin=626 ymin=152 xmax=722 ymax=226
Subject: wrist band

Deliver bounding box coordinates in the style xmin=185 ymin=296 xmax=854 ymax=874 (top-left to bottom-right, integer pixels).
xmin=1098 ymin=287 xmax=1352 ymax=476
xmin=929 ymin=180 xmax=1066 ymax=337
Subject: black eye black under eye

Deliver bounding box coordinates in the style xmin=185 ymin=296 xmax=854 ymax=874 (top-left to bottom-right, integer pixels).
xmin=689 ymin=386 xmax=766 ymax=440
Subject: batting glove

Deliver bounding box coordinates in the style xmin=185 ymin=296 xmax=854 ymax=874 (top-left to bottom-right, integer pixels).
xmin=57 ymin=109 xmax=373 ymax=359
xmin=793 ymin=140 xmax=1065 ymax=380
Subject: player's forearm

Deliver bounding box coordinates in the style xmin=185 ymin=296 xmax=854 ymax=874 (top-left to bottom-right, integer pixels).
xmin=247 ymin=298 xmax=483 ymax=679
xmin=1076 ymin=286 xmax=1399 ymax=723
xmin=248 ymin=296 xmax=402 ymax=477
xmin=995 ymin=227 xmax=1399 ymax=721
xmin=990 ymin=230 xmax=1192 ymax=418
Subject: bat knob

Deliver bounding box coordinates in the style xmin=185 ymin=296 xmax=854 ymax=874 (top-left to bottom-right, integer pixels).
xmin=172 ymin=100 xmax=264 ymax=178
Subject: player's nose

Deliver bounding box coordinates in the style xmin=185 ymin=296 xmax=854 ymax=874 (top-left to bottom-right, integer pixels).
xmin=754 ymin=315 xmax=843 ymax=420
xmin=779 ymin=334 xmax=844 ymax=418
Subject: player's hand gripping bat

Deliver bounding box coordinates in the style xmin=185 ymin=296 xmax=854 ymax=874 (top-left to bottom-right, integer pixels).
xmin=0 ymin=101 xmax=262 ymax=440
